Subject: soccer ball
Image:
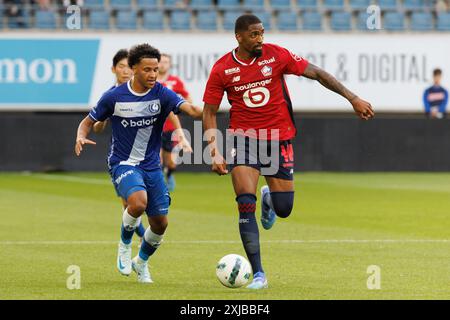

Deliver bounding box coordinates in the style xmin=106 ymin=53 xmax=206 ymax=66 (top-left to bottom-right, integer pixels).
xmin=216 ymin=254 xmax=252 ymax=288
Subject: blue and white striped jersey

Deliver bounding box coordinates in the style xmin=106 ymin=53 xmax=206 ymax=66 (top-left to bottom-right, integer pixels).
xmin=89 ymin=80 xmax=185 ymax=171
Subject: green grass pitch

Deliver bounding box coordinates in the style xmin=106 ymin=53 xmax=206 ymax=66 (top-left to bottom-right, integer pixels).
xmin=0 ymin=172 xmax=449 ymax=300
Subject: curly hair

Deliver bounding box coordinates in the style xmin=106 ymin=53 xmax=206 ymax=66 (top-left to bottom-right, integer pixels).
xmin=128 ymin=44 xmax=161 ymax=68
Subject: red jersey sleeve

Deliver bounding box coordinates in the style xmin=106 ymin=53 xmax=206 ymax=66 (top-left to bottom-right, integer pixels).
xmin=203 ymin=65 xmax=225 ymax=105
xmin=277 ymin=45 xmax=309 ymax=76
xmin=173 ymin=76 xmax=190 ymax=99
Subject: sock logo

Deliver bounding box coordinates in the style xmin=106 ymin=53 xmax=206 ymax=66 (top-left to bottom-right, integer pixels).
xmin=239 ymin=218 xmax=250 ymax=223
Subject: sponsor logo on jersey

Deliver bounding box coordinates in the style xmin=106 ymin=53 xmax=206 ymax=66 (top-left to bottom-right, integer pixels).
xmin=121 ymin=117 xmax=158 ymax=128
xmin=257 ymin=57 xmax=275 ymax=66
xmin=261 ymin=66 xmax=272 ymax=77
xmin=115 ymin=169 xmax=134 ymax=185
xmin=232 ymin=76 xmax=240 ymax=83
xmin=225 ymin=67 xmax=240 ymax=75
xmin=234 ymin=78 xmax=272 ymax=92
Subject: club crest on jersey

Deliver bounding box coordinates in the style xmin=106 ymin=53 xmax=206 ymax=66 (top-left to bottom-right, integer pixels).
xmin=148 ymin=102 xmax=161 ymax=115
xmin=261 ymin=65 xmax=272 ymax=77
xmin=225 ymin=67 xmax=240 ymax=75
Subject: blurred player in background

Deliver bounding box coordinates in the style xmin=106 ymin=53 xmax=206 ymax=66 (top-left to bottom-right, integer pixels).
xmin=75 ymin=44 xmax=202 ymax=283
xmin=423 ymin=68 xmax=448 ymax=119
xmin=203 ymin=14 xmax=374 ymax=289
xmin=157 ymin=53 xmax=194 ymax=192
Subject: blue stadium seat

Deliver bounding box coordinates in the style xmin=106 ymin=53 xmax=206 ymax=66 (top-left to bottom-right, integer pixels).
xmin=403 ymin=0 xmax=425 ymax=11
xmin=136 ymin=0 xmax=159 ymax=9
xmin=253 ymin=10 xmax=272 ymax=30
xmin=383 ymin=12 xmax=404 ymax=31
xmin=190 ymin=0 xmax=214 ymax=10
xmin=142 ymin=10 xmax=164 ymax=30
xmin=223 ymin=10 xmax=242 ymax=30
xmin=218 ymin=0 xmax=241 ymax=10
xmin=297 ymin=0 xmax=318 ymax=11
xmin=35 ymin=10 xmax=58 ymax=29
xmin=89 ymin=10 xmax=110 ymax=29
xmin=323 ymin=0 xmax=344 ymax=11
xmin=349 ymin=0 xmax=371 ymax=11
xmin=270 ymin=0 xmax=291 ymax=11
xmin=277 ymin=11 xmax=298 ymax=30
xmin=163 ymin=0 xmax=185 ymax=8
xmin=170 ymin=10 xmax=192 ymax=30
xmin=83 ymin=0 xmax=105 ymax=10
xmin=437 ymin=12 xmax=450 ymax=31
xmin=330 ymin=11 xmax=351 ymax=31
xmin=243 ymin=0 xmax=265 ymax=10
xmin=410 ymin=12 xmax=433 ymax=31
xmin=110 ymin=0 xmax=132 ymax=10
xmin=301 ymin=11 xmax=322 ymax=30
xmin=196 ymin=10 xmax=218 ymax=30
xmin=116 ymin=10 xmax=137 ymax=29
xmin=377 ymin=0 xmax=398 ymax=11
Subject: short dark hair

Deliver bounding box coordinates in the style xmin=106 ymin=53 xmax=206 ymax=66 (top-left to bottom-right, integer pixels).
xmin=112 ymin=49 xmax=128 ymax=67
xmin=235 ymin=14 xmax=262 ymax=34
xmin=128 ymin=44 xmax=161 ymax=68
xmin=433 ymin=68 xmax=442 ymax=76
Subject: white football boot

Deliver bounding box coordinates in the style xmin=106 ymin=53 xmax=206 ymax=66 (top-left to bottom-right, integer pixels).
xmin=117 ymin=241 xmax=132 ymax=276
xmin=131 ymin=256 xmax=153 ymax=283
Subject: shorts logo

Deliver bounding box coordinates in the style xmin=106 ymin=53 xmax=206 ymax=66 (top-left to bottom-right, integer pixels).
xmin=232 ymin=76 xmax=240 ymax=83
xmin=115 ymin=170 xmax=134 ymax=185
xmin=257 ymin=57 xmax=275 ymax=66
xmin=225 ymin=67 xmax=240 ymax=75
xmin=261 ymin=65 xmax=272 ymax=77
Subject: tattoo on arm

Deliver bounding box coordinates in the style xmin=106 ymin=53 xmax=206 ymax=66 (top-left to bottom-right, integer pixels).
xmin=302 ymin=63 xmax=357 ymax=102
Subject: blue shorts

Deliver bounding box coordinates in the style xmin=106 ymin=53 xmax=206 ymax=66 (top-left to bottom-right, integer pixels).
xmin=111 ymin=165 xmax=171 ymax=216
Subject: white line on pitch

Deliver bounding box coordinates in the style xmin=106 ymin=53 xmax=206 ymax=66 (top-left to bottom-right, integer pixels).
xmin=0 ymin=239 xmax=449 ymax=245
xmin=28 ymin=174 xmax=111 ymax=185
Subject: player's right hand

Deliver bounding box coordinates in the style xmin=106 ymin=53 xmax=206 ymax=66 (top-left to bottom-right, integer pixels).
xmin=75 ymin=137 xmax=96 ymax=156
xmin=211 ymin=151 xmax=228 ymax=175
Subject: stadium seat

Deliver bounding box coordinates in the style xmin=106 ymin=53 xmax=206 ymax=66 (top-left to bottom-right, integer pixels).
xmin=116 ymin=10 xmax=137 ymax=30
xmin=270 ymin=0 xmax=291 ymax=11
xmin=277 ymin=11 xmax=298 ymax=31
xmin=89 ymin=10 xmax=110 ymax=29
xmin=217 ymin=0 xmax=241 ymax=10
xmin=83 ymin=0 xmax=105 ymax=10
xmin=35 ymin=10 xmax=58 ymax=29
xmin=301 ymin=11 xmax=322 ymax=30
xmin=142 ymin=10 xmax=164 ymax=30
xmin=190 ymin=0 xmax=214 ymax=10
xmin=110 ymin=0 xmax=132 ymax=10
xmin=196 ymin=10 xmax=218 ymax=30
xmin=330 ymin=11 xmax=352 ymax=31
xmin=8 ymin=8 xmax=31 ymax=29
xmin=377 ymin=0 xmax=398 ymax=11
xmin=410 ymin=12 xmax=433 ymax=31
xmin=356 ymin=11 xmax=379 ymax=31
xmin=437 ymin=12 xmax=450 ymax=31
xmin=323 ymin=0 xmax=345 ymax=11
xmin=243 ymin=0 xmax=265 ymax=10
xmin=403 ymin=0 xmax=425 ymax=11
xmin=136 ymin=0 xmax=159 ymax=9
xmin=170 ymin=10 xmax=192 ymax=30
xmin=297 ymin=0 xmax=318 ymax=11
xmin=383 ymin=12 xmax=404 ymax=31
xmin=223 ymin=10 xmax=242 ymax=30
xmin=349 ymin=0 xmax=371 ymax=11
xmin=163 ymin=0 xmax=186 ymax=8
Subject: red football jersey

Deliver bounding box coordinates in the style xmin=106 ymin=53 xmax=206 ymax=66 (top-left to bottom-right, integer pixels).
xmin=161 ymin=75 xmax=190 ymax=132
xmin=203 ymin=43 xmax=309 ymax=140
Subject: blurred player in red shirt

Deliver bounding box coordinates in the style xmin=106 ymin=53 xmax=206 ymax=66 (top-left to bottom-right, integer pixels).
xmin=203 ymin=14 xmax=374 ymax=289
xmin=158 ymin=53 xmax=193 ymax=192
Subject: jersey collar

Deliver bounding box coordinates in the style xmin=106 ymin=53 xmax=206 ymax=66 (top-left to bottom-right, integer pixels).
xmin=232 ymin=48 xmax=257 ymax=66
xmin=127 ymin=79 xmax=153 ymax=96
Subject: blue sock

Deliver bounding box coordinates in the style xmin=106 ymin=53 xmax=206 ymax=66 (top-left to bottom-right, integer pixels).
xmin=120 ymin=224 xmax=134 ymax=245
xmin=236 ymin=193 xmax=264 ymax=274
xmin=138 ymin=228 xmax=163 ymax=261
xmin=138 ymin=240 xmax=158 ymax=260
xmin=134 ymin=222 xmax=146 ymax=238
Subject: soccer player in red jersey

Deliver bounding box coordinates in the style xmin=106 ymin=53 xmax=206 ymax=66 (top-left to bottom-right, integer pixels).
xmin=158 ymin=53 xmax=194 ymax=191
xmin=203 ymin=14 xmax=374 ymax=289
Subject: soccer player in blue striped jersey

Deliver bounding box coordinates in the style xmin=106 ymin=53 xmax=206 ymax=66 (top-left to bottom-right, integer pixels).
xmin=75 ymin=44 xmax=202 ymax=283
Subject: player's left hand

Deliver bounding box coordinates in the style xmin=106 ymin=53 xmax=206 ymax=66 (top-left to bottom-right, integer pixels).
xmin=351 ymin=97 xmax=374 ymax=120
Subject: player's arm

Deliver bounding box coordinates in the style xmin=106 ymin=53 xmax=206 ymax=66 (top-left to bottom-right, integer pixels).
xmin=167 ymin=112 xmax=193 ymax=153
xmin=302 ymin=63 xmax=374 ymax=120
xmin=178 ymin=101 xmax=203 ymax=119
xmin=92 ymin=119 xmax=108 ymax=133
xmin=203 ymin=103 xmax=228 ymax=175
xmin=75 ymin=116 xmax=97 ymax=156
